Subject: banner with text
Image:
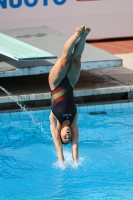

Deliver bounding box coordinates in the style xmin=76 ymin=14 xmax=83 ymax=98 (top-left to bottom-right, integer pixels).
xmin=0 ymin=0 xmax=133 ymax=39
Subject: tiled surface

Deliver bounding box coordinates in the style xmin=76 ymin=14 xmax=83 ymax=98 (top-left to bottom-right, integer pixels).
xmin=77 ymin=102 xmax=133 ymax=113
xmin=89 ymin=39 xmax=133 ymax=54
xmin=88 ymin=39 xmax=133 ymax=71
xmin=0 ymin=67 xmax=132 ymax=96
xmin=0 ymin=66 xmax=133 ymax=105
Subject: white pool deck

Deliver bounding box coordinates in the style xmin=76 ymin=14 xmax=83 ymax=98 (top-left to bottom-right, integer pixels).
xmin=0 ymin=26 xmax=133 ymax=108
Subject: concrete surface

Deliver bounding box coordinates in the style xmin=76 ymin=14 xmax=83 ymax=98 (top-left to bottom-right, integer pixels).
xmin=0 ymin=65 xmax=133 ymax=110
xmin=0 ymin=26 xmax=122 ymax=78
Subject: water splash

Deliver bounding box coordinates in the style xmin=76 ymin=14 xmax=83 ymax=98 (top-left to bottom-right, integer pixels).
xmin=53 ymin=150 xmax=84 ymax=170
xmin=0 ymin=86 xmax=51 ymax=140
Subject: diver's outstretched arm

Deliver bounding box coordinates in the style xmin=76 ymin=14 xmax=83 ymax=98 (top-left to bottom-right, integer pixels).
xmin=71 ymin=114 xmax=79 ymax=162
xmin=50 ymin=112 xmax=64 ymax=163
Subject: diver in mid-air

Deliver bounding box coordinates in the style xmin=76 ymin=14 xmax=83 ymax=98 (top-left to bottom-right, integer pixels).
xmin=49 ymin=25 xmax=91 ymax=165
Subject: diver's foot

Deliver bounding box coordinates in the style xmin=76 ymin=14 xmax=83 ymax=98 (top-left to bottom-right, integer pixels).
xmin=82 ymin=27 xmax=91 ymax=38
xmin=75 ymin=25 xmax=85 ymax=38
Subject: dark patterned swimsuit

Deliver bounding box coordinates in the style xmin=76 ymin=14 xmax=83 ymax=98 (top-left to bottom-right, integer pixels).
xmin=51 ymin=77 xmax=77 ymax=125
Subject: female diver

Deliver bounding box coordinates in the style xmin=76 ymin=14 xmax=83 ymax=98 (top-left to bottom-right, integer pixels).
xmin=49 ymin=25 xmax=91 ymax=164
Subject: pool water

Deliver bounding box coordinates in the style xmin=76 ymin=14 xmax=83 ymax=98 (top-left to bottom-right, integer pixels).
xmin=0 ymin=102 xmax=133 ymax=200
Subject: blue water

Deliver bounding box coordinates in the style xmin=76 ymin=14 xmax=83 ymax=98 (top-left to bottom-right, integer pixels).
xmin=0 ymin=103 xmax=133 ymax=200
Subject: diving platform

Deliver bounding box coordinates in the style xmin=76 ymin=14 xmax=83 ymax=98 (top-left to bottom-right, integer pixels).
xmin=0 ymin=33 xmax=57 ymax=61
xmin=0 ymin=26 xmax=122 ymax=78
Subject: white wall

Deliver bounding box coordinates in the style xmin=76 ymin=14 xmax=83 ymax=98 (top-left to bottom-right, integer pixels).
xmin=0 ymin=0 xmax=133 ymax=39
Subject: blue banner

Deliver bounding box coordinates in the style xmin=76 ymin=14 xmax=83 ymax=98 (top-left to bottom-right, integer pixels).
xmin=0 ymin=0 xmax=67 ymax=9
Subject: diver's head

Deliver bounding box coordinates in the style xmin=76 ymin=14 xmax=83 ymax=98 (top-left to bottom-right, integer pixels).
xmin=60 ymin=121 xmax=72 ymax=144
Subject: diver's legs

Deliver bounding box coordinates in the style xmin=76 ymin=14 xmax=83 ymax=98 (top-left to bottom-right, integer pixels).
xmin=66 ymin=27 xmax=91 ymax=87
xmin=48 ymin=26 xmax=85 ymax=90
